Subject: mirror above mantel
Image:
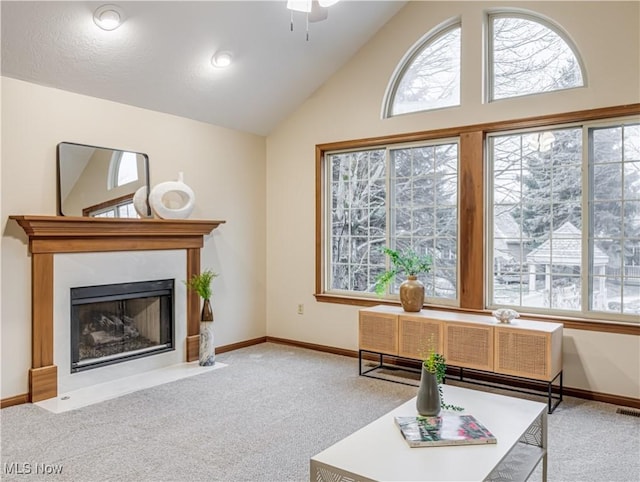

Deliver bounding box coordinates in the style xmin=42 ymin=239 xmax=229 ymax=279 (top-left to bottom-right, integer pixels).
xmin=57 ymin=142 xmax=150 ymax=217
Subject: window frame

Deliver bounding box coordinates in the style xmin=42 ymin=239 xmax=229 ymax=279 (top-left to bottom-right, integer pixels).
xmin=323 ymin=138 xmax=461 ymax=306
xmin=82 ymin=193 xmax=138 ymax=218
xmin=586 ymin=120 xmax=640 ymax=318
xmin=486 ymin=11 xmax=587 ymax=103
xmin=315 ymin=104 xmax=640 ymax=336
xmin=485 ymin=118 xmax=639 ymax=323
xmin=322 ymin=145 xmax=388 ymax=301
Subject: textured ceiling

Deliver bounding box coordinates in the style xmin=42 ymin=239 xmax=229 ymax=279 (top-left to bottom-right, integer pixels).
xmin=1 ymin=1 xmax=406 ymax=135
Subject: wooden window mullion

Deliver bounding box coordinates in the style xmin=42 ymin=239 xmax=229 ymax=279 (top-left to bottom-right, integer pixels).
xmin=458 ymin=131 xmax=484 ymax=310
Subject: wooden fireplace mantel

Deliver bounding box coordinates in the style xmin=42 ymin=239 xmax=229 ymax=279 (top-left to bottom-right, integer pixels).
xmin=10 ymin=215 xmax=225 ymax=402
xmin=10 ymin=215 xmax=225 ymax=254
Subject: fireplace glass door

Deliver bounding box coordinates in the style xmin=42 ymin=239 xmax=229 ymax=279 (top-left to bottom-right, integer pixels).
xmin=70 ymin=279 xmax=174 ymax=372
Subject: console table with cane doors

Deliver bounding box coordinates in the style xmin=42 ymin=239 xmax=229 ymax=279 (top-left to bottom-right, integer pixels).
xmin=358 ymin=305 xmax=563 ymax=413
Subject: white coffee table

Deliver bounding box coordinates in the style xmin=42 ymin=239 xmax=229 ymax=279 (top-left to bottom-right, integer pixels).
xmin=310 ymin=384 xmax=547 ymax=482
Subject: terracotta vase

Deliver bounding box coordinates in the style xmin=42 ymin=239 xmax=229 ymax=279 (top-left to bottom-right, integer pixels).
xmin=416 ymin=365 xmax=441 ymax=416
xmin=199 ymin=299 xmax=215 ymax=366
xmin=399 ymin=275 xmax=425 ymax=312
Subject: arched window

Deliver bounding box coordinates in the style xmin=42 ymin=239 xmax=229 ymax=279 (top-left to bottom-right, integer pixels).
xmin=108 ymin=151 xmax=139 ymax=190
xmin=489 ymin=13 xmax=585 ymax=101
xmin=384 ymin=21 xmax=461 ymax=117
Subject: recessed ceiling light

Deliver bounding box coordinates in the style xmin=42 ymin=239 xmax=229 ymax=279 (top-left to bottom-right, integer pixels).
xmin=93 ymin=4 xmax=124 ymax=31
xmin=211 ymin=51 xmax=233 ymax=69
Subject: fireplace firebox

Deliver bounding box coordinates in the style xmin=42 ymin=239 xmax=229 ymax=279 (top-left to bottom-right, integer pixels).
xmin=70 ymin=279 xmax=174 ymax=373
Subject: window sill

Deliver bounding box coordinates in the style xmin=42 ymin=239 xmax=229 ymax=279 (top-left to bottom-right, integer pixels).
xmin=314 ymin=293 xmax=640 ymax=336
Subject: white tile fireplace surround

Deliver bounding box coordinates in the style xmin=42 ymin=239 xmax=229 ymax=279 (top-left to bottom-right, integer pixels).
xmin=9 ymin=215 xmax=225 ymax=404
xmin=54 ymin=250 xmax=187 ymax=394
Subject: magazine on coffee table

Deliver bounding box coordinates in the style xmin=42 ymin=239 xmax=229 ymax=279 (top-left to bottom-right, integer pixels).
xmin=394 ymin=413 xmax=497 ymax=448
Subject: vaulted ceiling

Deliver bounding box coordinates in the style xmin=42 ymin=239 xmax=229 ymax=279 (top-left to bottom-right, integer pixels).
xmin=1 ymin=1 xmax=406 ymax=135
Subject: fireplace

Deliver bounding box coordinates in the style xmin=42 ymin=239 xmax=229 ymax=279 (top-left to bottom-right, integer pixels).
xmin=70 ymin=279 xmax=174 ymax=373
xmin=10 ymin=215 xmax=223 ymax=402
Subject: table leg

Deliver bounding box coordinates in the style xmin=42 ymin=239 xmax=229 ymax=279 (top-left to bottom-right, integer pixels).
xmin=542 ymin=410 xmax=548 ymax=482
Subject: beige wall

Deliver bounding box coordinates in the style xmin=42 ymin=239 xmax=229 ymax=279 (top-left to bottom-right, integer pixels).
xmin=1 ymin=77 xmax=267 ymax=398
xmin=266 ymin=1 xmax=640 ymax=398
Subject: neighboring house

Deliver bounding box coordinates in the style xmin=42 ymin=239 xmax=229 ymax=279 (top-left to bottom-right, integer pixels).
xmin=493 ymin=211 xmax=524 ymax=278
xmin=526 ymin=222 xmax=609 ymax=309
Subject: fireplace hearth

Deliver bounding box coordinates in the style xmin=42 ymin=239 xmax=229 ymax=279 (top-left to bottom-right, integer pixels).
xmin=70 ymin=279 xmax=174 ymax=372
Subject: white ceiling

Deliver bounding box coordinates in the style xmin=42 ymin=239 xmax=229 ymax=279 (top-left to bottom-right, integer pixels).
xmin=1 ymin=1 xmax=406 ymax=135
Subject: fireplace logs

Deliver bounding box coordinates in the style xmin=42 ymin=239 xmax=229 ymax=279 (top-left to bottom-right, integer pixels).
xmin=82 ymin=314 xmax=141 ymax=347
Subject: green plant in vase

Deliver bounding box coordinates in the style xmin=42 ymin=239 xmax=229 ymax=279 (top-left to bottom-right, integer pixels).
xmin=375 ymin=247 xmax=432 ymax=312
xmin=422 ymin=350 xmax=464 ymax=412
xmin=185 ymin=269 xmax=217 ymax=303
xmin=185 ymin=269 xmax=218 ymax=321
xmin=184 ymin=268 xmax=218 ymax=366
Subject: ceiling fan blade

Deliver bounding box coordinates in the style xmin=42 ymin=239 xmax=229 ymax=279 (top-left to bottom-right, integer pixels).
xmin=308 ymin=1 xmax=328 ymax=23
xmin=287 ymin=0 xmax=312 ymax=13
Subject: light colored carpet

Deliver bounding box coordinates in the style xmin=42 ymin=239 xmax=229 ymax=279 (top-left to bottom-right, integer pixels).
xmin=1 ymin=342 xmax=639 ymax=481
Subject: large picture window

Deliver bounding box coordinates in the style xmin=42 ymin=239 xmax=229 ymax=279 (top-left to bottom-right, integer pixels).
xmin=317 ymin=107 xmax=640 ymax=329
xmin=326 ymin=140 xmax=459 ymax=303
xmin=488 ymin=120 xmax=640 ymax=320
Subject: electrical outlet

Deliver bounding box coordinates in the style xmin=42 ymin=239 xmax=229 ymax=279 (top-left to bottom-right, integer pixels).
xmin=297 ymin=303 xmax=304 ymax=315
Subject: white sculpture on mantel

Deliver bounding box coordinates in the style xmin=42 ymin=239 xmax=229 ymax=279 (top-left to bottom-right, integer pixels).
xmin=133 ymin=186 xmax=152 ymax=218
xmin=147 ymin=172 xmax=196 ymax=219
